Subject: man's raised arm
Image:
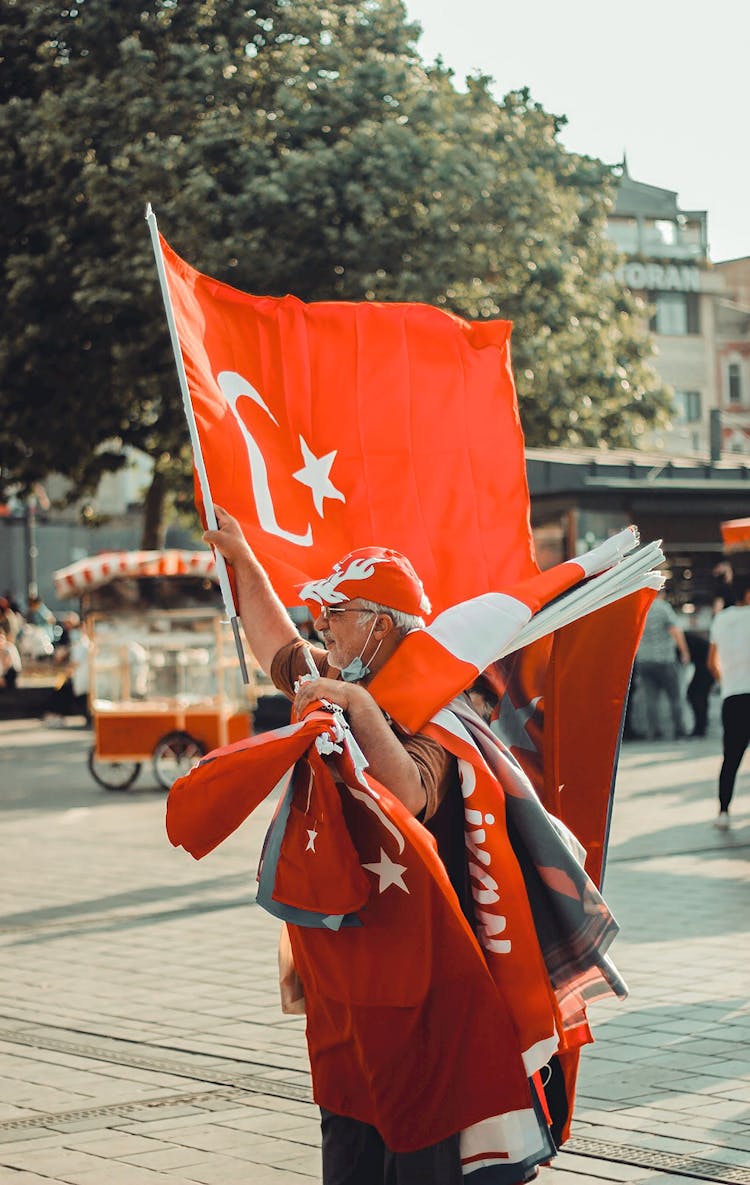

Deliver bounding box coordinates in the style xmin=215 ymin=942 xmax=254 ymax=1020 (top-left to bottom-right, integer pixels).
xmin=203 ymin=506 xmax=298 ymax=676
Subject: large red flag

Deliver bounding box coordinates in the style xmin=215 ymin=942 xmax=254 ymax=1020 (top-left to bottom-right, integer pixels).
xmin=157 ymin=229 xmax=661 ymax=1152
xmin=158 ymin=234 xmax=537 ymax=614
xmin=166 ymin=709 xmax=556 ymax=1170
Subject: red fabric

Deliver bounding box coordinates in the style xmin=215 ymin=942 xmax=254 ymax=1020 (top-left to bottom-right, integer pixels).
xmin=269 ymin=760 xmax=372 ymax=916
xmin=422 ymin=717 xmax=559 ymax=1069
xmin=297 ymin=545 xmax=431 ymax=616
xmin=368 ymin=628 xmax=480 ymax=732
xmin=721 ymin=516 xmax=750 ymax=549
xmin=166 ymin=716 xmax=331 ymax=858
xmin=166 ymin=712 xmax=534 ymax=1152
xmin=159 ymin=234 xmax=537 ymax=616
xmin=287 ymin=749 xmax=533 ymax=1151
xmin=542 ymin=588 xmax=656 ymax=886
xmin=367 ymin=550 xmax=633 ymax=736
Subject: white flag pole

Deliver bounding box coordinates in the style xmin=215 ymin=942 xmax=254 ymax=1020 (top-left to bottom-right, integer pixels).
xmin=145 ymin=204 xmax=249 ymax=683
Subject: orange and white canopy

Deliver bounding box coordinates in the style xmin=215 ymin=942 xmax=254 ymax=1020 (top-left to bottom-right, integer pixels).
xmin=53 ymin=550 xmax=217 ymax=599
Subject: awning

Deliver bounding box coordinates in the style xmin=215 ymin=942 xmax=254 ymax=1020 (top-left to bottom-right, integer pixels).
xmin=53 ymin=550 xmax=217 ymax=599
xmin=721 ymin=517 xmax=750 ymax=551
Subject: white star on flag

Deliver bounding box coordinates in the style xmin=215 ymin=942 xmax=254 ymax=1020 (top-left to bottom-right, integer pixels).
xmin=305 ymin=829 xmax=318 ymax=852
xmin=363 ymin=847 xmax=409 ymax=894
xmin=293 ymin=436 xmax=346 ymax=517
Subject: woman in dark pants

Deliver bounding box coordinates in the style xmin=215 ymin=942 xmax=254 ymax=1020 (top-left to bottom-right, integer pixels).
xmin=685 ymin=630 xmax=714 ymax=737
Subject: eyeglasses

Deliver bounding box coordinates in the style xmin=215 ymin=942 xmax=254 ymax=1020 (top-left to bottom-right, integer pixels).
xmin=318 ymin=606 xmax=377 ymax=622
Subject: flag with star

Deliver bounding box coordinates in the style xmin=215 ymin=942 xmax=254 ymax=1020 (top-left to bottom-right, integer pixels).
xmin=165 ymin=710 xmax=554 ymax=1168
xmin=156 ymin=233 xmax=536 ymax=615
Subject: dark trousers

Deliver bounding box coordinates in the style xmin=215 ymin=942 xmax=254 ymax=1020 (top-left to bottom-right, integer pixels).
xmin=719 ymin=693 xmax=750 ymax=812
xmin=687 ymin=675 xmax=712 ymax=737
xmin=44 ymin=678 xmax=90 ymax=720
xmin=320 ymin=1110 xmax=462 ymax=1185
xmin=638 ymin=660 xmax=685 ymax=739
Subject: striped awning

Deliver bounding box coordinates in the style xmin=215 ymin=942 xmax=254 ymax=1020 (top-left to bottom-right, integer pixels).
xmin=721 ymin=517 xmax=750 ymax=551
xmin=53 ymin=550 xmax=217 ymax=599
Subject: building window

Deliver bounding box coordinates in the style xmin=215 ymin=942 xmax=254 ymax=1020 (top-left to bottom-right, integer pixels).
xmin=608 ymin=217 xmax=639 ymax=253
xmin=642 ymin=218 xmax=678 ymax=250
xmin=674 ymin=390 xmax=702 ymax=423
xmin=679 ymin=220 xmax=703 ymax=254
xmin=728 ymin=362 xmax=743 ymax=404
xmin=654 ymin=219 xmax=676 ymax=245
xmin=651 ymin=292 xmax=700 ymax=335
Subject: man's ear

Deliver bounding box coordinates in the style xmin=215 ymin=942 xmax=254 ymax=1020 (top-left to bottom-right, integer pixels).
xmin=373 ymin=613 xmax=395 ymax=638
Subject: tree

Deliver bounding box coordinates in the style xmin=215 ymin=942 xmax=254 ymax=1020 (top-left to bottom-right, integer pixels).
xmin=0 ymin=0 xmax=670 ymax=544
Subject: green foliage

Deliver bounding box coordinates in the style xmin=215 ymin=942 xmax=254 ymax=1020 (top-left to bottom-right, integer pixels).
xmin=0 ymin=0 xmax=670 ymax=520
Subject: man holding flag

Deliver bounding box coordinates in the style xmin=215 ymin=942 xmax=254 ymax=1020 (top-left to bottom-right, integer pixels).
xmin=152 ymin=221 xmax=661 ymax=1183
xmin=181 ymin=500 xmax=649 ymax=1185
xmin=205 ymin=504 xmax=502 ymax=1183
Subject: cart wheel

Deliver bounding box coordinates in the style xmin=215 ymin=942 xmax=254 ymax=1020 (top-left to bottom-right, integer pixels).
xmin=152 ymin=731 xmax=206 ymax=790
xmin=87 ymin=747 xmax=141 ymax=791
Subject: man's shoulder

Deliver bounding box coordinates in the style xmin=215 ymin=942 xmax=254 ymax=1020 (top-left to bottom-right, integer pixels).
xmin=710 ymin=605 xmax=745 ymax=637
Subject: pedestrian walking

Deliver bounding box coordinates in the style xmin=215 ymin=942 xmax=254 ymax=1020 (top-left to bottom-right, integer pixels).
xmin=708 ymin=578 xmax=750 ymax=829
xmin=42 ymin=613 xmax=91 ymax=723
xmin=636 ymin=590 xmax=690 ymax=739
xmin=685 ymin=628 xmax=715 ymax=738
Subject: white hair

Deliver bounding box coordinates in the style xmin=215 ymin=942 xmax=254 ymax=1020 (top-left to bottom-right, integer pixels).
xmin=355 ymin=599 xmax=425 ymax=637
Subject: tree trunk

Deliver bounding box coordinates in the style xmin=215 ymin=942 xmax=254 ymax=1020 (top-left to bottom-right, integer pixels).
xmin=141 ymin=467 xmax=167 ymax=549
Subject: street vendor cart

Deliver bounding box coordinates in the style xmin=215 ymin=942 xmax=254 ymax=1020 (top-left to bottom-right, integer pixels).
xmin=53 ymin=550 xmax=257 ymax=790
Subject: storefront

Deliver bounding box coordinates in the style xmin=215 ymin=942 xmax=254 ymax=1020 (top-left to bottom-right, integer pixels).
xmin=526 ymin=446 xmax=750 ymax=612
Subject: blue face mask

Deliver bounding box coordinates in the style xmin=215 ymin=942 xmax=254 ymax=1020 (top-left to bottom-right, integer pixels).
xmin=338 ymin=616 xmax=382 ymax=683
xmin=340 ymin=656 xmax=370 ymax=683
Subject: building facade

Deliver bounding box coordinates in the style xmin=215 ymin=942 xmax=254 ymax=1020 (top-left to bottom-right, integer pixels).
xmin=606 ymin=161 xmax=735 ymax=458
xmin=526 ymin=445 xmax=750 ymax=617
xmin=714 ymin=257 xmax=750 ymax=455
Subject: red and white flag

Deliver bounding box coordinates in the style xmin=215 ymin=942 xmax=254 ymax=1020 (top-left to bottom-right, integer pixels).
xmin=156 ymin=233 xmax=537 ymax=615
xmin=156 ymin=227 xmax=663 ymax=1150
xmin=166 ymin=708 xmax=555 ymax=1171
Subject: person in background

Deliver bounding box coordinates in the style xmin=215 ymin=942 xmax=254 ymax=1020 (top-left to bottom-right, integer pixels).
xmin=0 ymin=626 xmax=22 ymax=691
xmin=42 ymin=613 xmax=91 ymax=724
xmin=708 ymin=578 xmax=750 ymax=829
xmin=26 ymin=594 xmax=56 ymax=641
xmin=636 ymin=589 xmax=690 ymax=740
xmin=684 ymin=624 xmax=715 ymax=738
xmin=0 ymin=596 xmax=23 ymax=643
xmin=712 ymin=562 xmax=735 ymax=613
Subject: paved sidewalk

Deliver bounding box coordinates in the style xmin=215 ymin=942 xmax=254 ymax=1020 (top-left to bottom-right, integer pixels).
xmin=0 ymin=712 xmax=748 ymax=1184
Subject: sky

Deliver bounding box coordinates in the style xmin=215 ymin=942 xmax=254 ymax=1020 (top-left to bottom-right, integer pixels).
xmin=402 ymin=0 xmax=749 ymax=262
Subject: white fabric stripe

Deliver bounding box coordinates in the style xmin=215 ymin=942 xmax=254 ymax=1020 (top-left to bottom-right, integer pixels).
xmin=522 ymin=1032 xmax=559 ymax=1076
xmin=460 ymin=1106 xmax=549 ymax=1166
xmin=427 ymin=593 xmax=532 ymax=669
xmin=429 ymin=710 xmax=493 ymax=774
xmin=572 ymin=524 xmax=640 ymax=577
xmin=496 ymin=540 xmax=664 ymax=658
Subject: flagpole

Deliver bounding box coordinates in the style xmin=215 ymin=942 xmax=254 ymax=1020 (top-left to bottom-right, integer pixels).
xmin=145 ymin=203 xmax=249 ymax=683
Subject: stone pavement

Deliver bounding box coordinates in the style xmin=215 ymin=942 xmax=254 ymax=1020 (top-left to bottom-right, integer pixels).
xmin=0 ymin=706 xmax=748 ymax=1185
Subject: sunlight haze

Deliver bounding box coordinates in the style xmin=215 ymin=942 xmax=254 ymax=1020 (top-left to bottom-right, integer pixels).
xmin=403 ymin=0 xmax=749 ymax=263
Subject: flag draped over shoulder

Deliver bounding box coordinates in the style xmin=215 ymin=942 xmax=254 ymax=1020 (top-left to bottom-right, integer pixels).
xmin=166 ymin=705 xmax=556 ymax=1173
xmin=158 ymin=235 xmax=536 ymax=614
xmin=360 ymin=533 xmax=661 ymax=1144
